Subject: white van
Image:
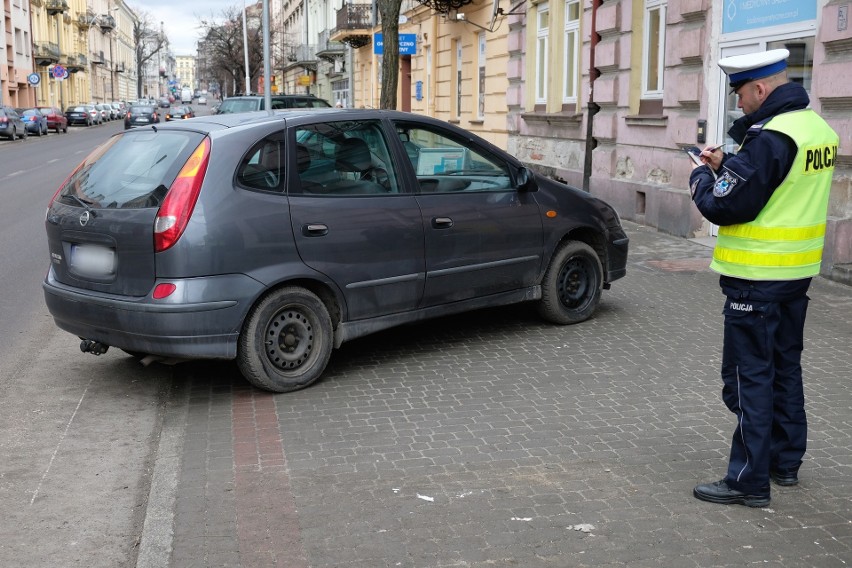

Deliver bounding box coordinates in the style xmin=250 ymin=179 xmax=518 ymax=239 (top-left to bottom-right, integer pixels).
xmin=180 ymin=88 xmax=193 ymax=104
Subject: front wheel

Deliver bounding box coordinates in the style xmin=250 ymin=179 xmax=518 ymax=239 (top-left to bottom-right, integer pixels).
xmin=237 ymin=287 xmax=333 ymax=393
xmin=537 ymin=241 xmax=603 ymax=325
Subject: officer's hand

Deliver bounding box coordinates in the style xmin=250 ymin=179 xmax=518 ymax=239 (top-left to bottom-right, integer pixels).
xmin=700 ymin=146 xmax=724 ymax=171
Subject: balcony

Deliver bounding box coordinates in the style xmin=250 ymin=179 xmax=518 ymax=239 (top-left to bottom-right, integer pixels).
xmin=316 ymin=29 xmax=346 ymax=61
xmin=331 ymin=3 xmax=374 ymax=49
xmin=283 ymin=45 xmax=318 ymax=72
xmin=45 ymin=0 xmax=69 ymax=16
xmin=68 ymin=53 xmax=88 ymax=73
xmin=34 ymin=41 xmax=61 ymax=66
xmin=77 ymin=10 xmax=96 ymax=30
xmin=99 ymin=14 xmax=116 ymax=33
xmin=92 ymin=51 xmax=106 ymax=66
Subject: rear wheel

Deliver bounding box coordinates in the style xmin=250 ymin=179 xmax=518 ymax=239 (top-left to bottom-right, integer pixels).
xmin=537 ymin=240 xmax=603 ymax=325
xmin=237 ymin=287 xmax=333 ymax=393
xmin=9 ymin=127 xmax=15 ymax=141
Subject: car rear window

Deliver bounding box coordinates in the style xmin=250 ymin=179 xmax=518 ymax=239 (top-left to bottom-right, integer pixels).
xmin=218 ymin=99 xmax=260 ymax=113
xmin=57 ymin=130 xmax=206 ymax=209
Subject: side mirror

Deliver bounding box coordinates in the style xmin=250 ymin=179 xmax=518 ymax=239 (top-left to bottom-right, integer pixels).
xmin=517 ymin=166 xmax=538 ymax=192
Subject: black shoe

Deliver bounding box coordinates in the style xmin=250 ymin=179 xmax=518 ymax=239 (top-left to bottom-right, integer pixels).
xmin=770 ymin=470 xmax=799 ymax=486
xmin=693 ymin=479 xmax=770 ymax=508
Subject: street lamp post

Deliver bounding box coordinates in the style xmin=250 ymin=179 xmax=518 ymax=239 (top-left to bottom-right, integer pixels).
xmin=158 ymin=21 xmax=163 ymax=97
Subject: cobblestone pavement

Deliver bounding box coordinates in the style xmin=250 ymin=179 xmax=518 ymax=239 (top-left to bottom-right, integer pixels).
xmin=147 ymin=222 xmax=852 ymax=567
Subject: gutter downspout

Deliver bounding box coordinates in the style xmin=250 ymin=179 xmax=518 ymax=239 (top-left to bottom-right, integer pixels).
xmin=582 ymin=0 xmax=600 ymax=192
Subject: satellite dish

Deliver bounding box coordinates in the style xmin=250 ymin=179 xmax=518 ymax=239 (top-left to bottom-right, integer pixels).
xmin=491 ymin=0 xmax=500 ymax=20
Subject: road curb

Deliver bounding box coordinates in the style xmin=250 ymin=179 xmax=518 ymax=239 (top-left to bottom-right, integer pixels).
xmin=136 ymin=376 xmax=189 ymax=568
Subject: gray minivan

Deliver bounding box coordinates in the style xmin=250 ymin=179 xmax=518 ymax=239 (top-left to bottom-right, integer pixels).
xmin=43 ymin=109 xmax=628 ymax=393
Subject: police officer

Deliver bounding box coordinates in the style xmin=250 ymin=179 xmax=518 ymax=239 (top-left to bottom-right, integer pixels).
xmin=689 ymin=49 xmax=839 ymax=507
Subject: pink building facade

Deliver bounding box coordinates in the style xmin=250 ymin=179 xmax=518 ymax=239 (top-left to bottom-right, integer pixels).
xmin=506 ymin=0 xmax=852 ymax=283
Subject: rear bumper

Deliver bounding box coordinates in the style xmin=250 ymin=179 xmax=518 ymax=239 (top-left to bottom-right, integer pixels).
xmin=43 ymin=268 xmax=265 ymax=359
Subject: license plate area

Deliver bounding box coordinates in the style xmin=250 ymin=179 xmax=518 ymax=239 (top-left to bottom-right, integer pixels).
xmin=70 ymin=244 xmax=115 ymax=277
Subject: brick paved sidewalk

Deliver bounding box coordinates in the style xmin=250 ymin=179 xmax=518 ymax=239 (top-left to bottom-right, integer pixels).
xmin=140 ymin=222 xmax=852 ymax=567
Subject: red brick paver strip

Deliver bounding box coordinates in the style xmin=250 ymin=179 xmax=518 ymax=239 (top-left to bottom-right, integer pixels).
xmin=233 ymin=386 xmax=308 ymax=568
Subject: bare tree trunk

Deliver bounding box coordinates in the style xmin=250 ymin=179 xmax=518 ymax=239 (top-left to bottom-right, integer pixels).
xmin=377 ymin=0 xmax=403 ymax=110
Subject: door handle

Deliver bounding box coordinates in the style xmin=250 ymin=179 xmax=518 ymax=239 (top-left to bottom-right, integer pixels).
xmin=431 ymin=217 xmax=454 ymax=229
xmin=302 ymin=223 xmax=328 ymax=237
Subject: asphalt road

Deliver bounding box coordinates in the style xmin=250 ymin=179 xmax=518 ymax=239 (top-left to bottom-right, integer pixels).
xmin=0 ymin=113 xmax=180 ymax=567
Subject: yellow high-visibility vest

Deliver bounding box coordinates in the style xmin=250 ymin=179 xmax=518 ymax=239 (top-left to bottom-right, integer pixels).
xmin=711 ymin=109 xmax=838 ymax=280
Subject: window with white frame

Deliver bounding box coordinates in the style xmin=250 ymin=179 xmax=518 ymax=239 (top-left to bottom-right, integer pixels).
xmin=425 ymin=46 xmax=432 ymax=110
xmin=535 ymin=3 xmax=550 ymax=104
xmin=478 ymin=33 xmax=486 ymax=119
xmin=563 ymin=0 xmax=580 ymax=103
xmin=642 ymin=0 xmax=666 ymax=98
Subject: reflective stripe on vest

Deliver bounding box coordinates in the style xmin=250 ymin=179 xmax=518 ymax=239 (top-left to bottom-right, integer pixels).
xmin=711 ymin=109 xmax=838 ymax=280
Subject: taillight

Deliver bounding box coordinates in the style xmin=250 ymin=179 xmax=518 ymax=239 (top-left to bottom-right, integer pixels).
xmin=154 ymin=138 xmax=210 ymax=252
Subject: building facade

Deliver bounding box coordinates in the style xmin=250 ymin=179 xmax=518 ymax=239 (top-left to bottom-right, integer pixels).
xmin=174 ymin=55 xmax=196 ymax=90
xmin=1 ymin=0 xmax=34 ymax=107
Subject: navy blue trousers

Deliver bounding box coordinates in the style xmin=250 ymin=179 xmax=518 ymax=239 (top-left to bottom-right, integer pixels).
xmin=718 ymin=277 xmax=811 ymax=496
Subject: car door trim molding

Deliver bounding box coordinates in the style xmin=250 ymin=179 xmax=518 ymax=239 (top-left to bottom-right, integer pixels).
xmin=426 ymin=255 xmax=540 ymax=278
xmin=344 ymin=272 xmax=424 ymax=289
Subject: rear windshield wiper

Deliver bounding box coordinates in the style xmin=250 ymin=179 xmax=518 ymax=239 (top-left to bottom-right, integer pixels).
xmin=66 ymin=194 xmax=98 ymax=217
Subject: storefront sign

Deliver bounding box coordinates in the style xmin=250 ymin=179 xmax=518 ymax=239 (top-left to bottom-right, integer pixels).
xmin=723 ymin=0 xmax=816 ymax=34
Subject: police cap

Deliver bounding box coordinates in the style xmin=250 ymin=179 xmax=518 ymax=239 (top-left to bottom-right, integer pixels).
xmin=718 ymin=48 xmax=790 ymax=92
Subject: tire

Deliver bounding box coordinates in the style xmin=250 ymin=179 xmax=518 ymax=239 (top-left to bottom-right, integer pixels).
xmin=237 ymin=287 xmax=333 ymax=393
xmin=537 ymin=240 xmax=603 ymax=325
xmin=63 ymin=124 xmax=68 ymax=133
xmin=9 ymin=127 xmax=15 ymax=141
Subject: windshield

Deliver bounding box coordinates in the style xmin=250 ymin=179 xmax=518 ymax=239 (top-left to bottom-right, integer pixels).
xmin=58 ymin=130 xmax=206 ymax=209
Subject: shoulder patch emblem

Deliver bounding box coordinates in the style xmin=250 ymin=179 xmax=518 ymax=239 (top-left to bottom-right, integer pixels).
xmin=713 ymin=170 xmax=740 ymax=197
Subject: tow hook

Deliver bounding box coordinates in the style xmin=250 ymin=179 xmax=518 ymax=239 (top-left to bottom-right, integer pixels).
xmin=80 ymin=339 xmax=109 ymax=356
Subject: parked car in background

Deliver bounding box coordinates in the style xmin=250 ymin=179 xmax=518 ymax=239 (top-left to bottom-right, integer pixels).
xmin=87 ymin=105 xmax=103 ymax=125
xmin=158 ymin=97 xmax=171 ymax=108
xmin=94 ymin=104 xmax=112 ymax=122
xmin=42 ymin=109 xmax=629 ymax=393
xmin=165 ymin=105 xmax=195 ymax=121
xmin=38 ymin=106 xmax=68 ymax=133
xmin=212 ymin=94 xmax=332 ymax=114
xmin=123 ymin=104 xmax=160 ymax=129
xmin=197 ymin=96 xmax=208 ymax=105
xmin=17 ymin=108 xmax=49 ymax=136
xmin=65 ymin=105 xmax=93 ymax=126
xmin=111 ymin=102 xmax=125 ymax=119
xmin=0 ymin=105 xmax=27 ymax=140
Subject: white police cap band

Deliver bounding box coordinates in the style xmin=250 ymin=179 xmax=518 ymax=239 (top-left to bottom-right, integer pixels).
xmin=718 ymin=48 xmax=790 ymax=90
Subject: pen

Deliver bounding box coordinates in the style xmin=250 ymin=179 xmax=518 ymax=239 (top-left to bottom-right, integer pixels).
xmin=705 ymin=143 xmax=725 ymax=152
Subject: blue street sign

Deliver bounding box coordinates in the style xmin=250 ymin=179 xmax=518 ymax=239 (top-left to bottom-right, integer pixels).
xmin=28 ymin=73 xmax=41 ymax=86
xmin=374 ymin=33 xmax=418 ymax=56
xmin=51 ymin=65 xmax=67 ymax=79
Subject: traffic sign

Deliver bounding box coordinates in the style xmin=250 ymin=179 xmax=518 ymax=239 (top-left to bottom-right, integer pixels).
xmin=28 ymin=73 xmax=41 ymax=86
xmin=51 ymin=65 xmax=68 ymax=80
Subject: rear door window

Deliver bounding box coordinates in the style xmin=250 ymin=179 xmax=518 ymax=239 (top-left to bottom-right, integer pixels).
xmin=58 ymin=130 xmax=206 ymax=209
xmin=291 ymin=120 xmax=401 ymax=195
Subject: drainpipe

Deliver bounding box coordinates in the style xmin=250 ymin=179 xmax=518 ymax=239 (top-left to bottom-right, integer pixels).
xmin=581 ymin=0 xmax=600 ymax=192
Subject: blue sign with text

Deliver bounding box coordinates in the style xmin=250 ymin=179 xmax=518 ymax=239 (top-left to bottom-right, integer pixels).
xmin=374 ymin=33 xmax=417 ymax=55
xmin=722 ymin=0 xmax=816 ymax=34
